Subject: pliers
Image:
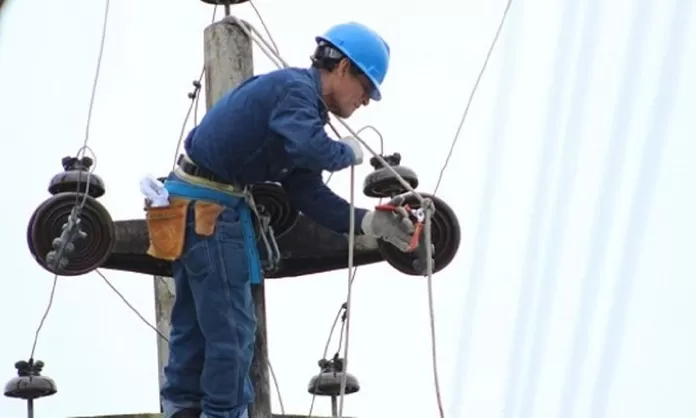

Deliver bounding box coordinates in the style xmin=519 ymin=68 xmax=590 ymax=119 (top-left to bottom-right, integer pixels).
xmin=374 ymin=197 xmax=432 ymax=275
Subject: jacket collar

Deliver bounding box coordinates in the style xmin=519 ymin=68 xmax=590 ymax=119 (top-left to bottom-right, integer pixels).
xmin=309 ymin=67 xmax=329 ymax=123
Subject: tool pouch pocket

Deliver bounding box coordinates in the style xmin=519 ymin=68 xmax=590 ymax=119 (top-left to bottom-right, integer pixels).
xmin=194 ymin=200 xmax=225 ymax=237
xmin=145 ymin=197 xmax=191 ymax=261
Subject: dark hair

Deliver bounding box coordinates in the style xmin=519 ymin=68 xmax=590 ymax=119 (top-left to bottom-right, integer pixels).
xmin=311 ymin=42 xmax=364 ymax=77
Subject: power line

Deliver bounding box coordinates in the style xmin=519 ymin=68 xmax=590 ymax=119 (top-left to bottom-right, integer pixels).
xmin=172 ymin=5 xmax=219 ymax=169
xmin=98 ymin=267 xmax=291 ymax=414
xmin=28 ymin=0 xmax=111 ymax=362
xmin=432 ymin=0 xmax=515 ymax=196
xmin=307 ymin=301 xmax=350 ymax=417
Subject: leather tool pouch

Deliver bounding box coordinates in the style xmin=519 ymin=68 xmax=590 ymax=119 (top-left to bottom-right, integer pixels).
xmin=145 ymin=197 xmax=191 ymax=261
xmin=193 ymin=200 xmax=225 ymax=237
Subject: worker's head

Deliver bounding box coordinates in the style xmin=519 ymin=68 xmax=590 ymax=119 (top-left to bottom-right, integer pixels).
xmin=311 ymin=22 xmax=390 ymax=118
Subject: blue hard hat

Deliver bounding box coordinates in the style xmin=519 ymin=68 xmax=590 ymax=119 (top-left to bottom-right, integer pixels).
xmin=316 ymin=22 xmax=390 ymax=101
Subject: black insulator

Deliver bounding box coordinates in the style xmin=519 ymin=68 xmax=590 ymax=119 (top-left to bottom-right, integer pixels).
xmin=307 ymin=357 xmax=360 ymax=397
xmin=249 ymin=182 xmax=298 ymax=238
xmin=363 ymin=153 xmax=419 ymax=198
xmin=4 ymin=360 xmax=57 ymax=400
xmin=378 ymin=192 xmax=461 ymax=275
xmin=27 ymin=192 xmax=115 ymax=276
xmin=48 ymin=155 xmax=106 ymax=198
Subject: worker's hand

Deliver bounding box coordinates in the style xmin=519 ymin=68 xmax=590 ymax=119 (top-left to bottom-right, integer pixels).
xmin=361 ymin=203 xmax=415 ymax=252
xmin=339 ymin=136 xmax=364 ymax=166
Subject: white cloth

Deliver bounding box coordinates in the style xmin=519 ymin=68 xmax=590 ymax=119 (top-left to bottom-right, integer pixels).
xmin=140 ymin=174 xmax=170 ymax=207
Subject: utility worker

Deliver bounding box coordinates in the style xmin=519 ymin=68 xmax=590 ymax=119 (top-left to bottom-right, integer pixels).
xmin=147 ymin=22 xmax=417 ymax=418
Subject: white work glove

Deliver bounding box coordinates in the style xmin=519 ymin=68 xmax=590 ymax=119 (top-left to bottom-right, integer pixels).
xmin=339 ymin=136 xmax=364 ymax=166
xmin=361 ymin=198 xmax=416 ymax=253
xmin=139 ymin=174 xmax=169 ymax=207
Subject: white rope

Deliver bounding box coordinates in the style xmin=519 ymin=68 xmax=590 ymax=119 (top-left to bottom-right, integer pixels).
xmin=338 ymin=166 xmax=356 ymax=417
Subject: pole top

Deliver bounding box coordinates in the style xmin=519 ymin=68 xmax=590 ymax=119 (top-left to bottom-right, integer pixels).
xmin=199 ymin=0 xmax=250 ymax=5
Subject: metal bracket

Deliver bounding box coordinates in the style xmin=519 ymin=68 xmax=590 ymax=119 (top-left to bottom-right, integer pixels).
xmin=258 ymin=214 xmax=281 ymax=274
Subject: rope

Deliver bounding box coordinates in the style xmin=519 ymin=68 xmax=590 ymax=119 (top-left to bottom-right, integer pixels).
xmin=28 ymin=0 xmax=110 ymax=362
xmin=325 ymin=124 xmax=384 ymax=186
xmin=337 ymin=166 xmax=356 ymax=417
xmin=448 ymin=2 xmax=519 ymax=415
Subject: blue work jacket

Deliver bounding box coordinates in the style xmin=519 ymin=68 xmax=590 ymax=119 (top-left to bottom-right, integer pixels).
xmin=184 ymin=66 xmax=368 ymax=234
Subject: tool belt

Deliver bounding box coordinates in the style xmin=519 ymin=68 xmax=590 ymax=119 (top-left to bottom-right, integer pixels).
xmin=177 ymin=153 xmax=221 ymax=181
xmin=144 ymin=154 xmax=281 ymax=273
xmin=175 ymin=154 xmax=244 ymax=195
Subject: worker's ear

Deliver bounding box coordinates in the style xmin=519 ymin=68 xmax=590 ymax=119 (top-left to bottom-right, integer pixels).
xmin=336 ymin=58 xmax=352 ymax=77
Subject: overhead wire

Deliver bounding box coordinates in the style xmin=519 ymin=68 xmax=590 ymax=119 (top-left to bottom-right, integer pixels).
xmin=99 ymin=266 xmax=288 ymax=414
xmin=28 ymin=0 xmax=110 ymax=362
xmin=172 ymin=5 xmax=219 ymax=169
xmin=338 ymin=166 xmax=357 ymax=418
xmin=325 ymin=125 xmax=384 ymax=186
xmin=419 ymin=1 xmax=515 ymax=415
xmin=311 ymin=124 xmax=383 ymax=416
xmin=587 ymin=2 xmax=690 ymax=415
xmin=432 ymin=0 xmax=515 ymax=196
xmin=307 ymin=302 xmax=350 ymax=416
xmin=248 ymin=0 xmax=280 ymax=54
xmin=98 ymin=269 xmax=167 ymax=341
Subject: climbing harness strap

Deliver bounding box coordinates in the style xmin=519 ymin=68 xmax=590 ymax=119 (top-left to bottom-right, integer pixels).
xmin=244 ymin=191 xmax=281 ymax=274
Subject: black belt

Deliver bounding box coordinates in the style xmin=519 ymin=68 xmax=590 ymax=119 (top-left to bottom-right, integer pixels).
xmin=177 ymin=154 xmax=230 ymax=185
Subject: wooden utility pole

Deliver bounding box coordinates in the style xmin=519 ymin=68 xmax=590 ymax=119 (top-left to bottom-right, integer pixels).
xmin=203 ymin=16 xmax=271 ymax=418
xmin=153 ymin=275 xmax=174 ymax=403
xmin=153 ymin=15 xmax=272 ymax=418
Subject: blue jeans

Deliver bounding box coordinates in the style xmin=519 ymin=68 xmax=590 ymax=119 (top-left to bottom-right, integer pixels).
xmin=160 ymin=177 xmax=262 ymax=418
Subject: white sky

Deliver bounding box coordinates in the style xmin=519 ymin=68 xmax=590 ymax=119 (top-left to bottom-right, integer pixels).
xmin=0 ymin=0 xmax=694 ymax=417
